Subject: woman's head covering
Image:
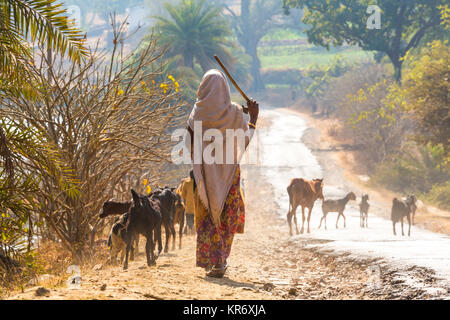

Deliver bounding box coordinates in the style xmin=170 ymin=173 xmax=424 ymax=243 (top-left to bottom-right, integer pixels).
xmin=188 ymin=69 xmax=249 ymax=226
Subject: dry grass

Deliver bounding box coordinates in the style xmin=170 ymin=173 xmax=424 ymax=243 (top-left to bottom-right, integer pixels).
xmin=0 ymin=239 xmax=112 ymax=298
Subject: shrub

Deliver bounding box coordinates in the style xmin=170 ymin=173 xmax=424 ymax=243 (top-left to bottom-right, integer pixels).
xmin=425 ymin=182 xmax=450 ymax=211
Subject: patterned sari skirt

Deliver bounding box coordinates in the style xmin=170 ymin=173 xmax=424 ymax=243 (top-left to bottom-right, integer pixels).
xmin=194 ymin=167 xmax=245 ymax=269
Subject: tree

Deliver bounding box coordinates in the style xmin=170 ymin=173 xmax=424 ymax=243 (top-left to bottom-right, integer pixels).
xmin=2 ymin=22 xmax=185 ymax=262
xmin=0 ymin=0 xmax=87 ymax=96
xmin=392 ymin=40 xmax=449 ymax=160
xmin=154 ymin=0 xmax=235 ymax=72
xmin=0 ymin=1 xmax=87 ymax=269
xmin=224 ymin=0 xmax=284 ymax=91
xmin=283 ymin=0 xmax=445 ymax=82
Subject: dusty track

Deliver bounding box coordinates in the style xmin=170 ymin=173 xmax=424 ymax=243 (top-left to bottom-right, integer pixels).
xmin=6 ymin=107 xmax=449 ymax=300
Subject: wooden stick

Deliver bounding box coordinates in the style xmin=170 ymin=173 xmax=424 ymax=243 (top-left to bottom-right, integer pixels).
xmin=214 ymin=55 xmax=249 ymax=113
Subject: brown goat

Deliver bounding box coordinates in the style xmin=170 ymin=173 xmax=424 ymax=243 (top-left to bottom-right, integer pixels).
xmin=359 ymin=194 xmax=370 ymax=228
xmin=319 ymin=192 xmax=356 ymax=229
xmin=287 ymin=178 xmax=324 ymax=235
xmin=100 ymin=200 xmax=139 ymax=258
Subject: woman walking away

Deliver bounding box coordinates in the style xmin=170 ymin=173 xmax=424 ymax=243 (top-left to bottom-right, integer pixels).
xmin=187 ymin=69 xmax=259 ymax=278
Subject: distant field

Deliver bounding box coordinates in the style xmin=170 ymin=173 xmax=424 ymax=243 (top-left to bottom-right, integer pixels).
xmin=259 ymin=27 xmax=374 ymax=70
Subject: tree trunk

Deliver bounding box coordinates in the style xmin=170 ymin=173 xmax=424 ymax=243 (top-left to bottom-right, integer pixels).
xmin=240 ymin=0 xmax=265 ymax=92
xmin=392 ymin=57 xmax=403 ymax=83
xmin=388 ymin=54 xmax=403 ymax=83
xmin=247 ymin=42 xmax=265 ymax=92
xmin=184 ymin=52 xmax=194 ymax=69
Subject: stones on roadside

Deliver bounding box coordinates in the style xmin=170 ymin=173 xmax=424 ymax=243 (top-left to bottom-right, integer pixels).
xmin=288 ymin=288 xmax=297 ymax=296
xmin=35 ymin=287 xmax=50 ymax=297
xmin=262 ymin=283 xmax=275 ymax=292
xmin=100 ymin=284 xmax=107 ymax=291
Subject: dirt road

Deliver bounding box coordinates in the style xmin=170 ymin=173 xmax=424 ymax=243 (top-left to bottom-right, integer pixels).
xmin=7 ymin=104 xmax=450 ymax=300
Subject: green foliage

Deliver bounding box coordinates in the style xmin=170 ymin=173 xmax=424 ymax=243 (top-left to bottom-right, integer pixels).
xmin=153 ymin=0 xmax=235 ymax=71
xmin=371 ymin=144 xmax=449 ymax=193
xmin=161 ymin=54 xmax=201 ymax=104
xmin=283 ymin=0 xmax=446 ymax=82
xmin=425 ymin=181 xmax=450 ymax=210
xmin=371 ymin=143 xmax=450 ymax=210
xmin=393 ymin=40 xmax=450 ymax=160
xmin=304 ymin=56 xmax=349 ymax=100
xmin=0 ymin=119 xmax=79 ymax=269
xmin=0 ymin=0 xmax=88 ymax=98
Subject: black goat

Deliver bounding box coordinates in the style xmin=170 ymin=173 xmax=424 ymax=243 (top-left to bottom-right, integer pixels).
xmin=123 ymin=189 xmax=162 ymax=270
xmin=359 ymin=194 xmax=370 ymax=228
xmin=319 ymin=192 xmax=356 ymax=229
xmin=391 ymin=195 xmax=415 ymax=236
xmin=99 ymin=201 xmax=131 ymax=219
xmin=149 ymin=188 xmax=178 ymax=253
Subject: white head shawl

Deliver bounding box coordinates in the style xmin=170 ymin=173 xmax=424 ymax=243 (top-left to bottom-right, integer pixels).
xmin=187 ymin=69 xmax=249 ymax=226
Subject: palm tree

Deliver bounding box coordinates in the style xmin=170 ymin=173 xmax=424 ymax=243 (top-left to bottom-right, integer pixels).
xmin=154 ymin=0 xmax=235 ymax=72
xmin=0 ymin=1 xmax=87 ymax=266
xmin=0 ymin=0 xmax=88 ymax=96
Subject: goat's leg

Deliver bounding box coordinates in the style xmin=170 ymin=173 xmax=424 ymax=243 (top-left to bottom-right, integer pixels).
xmin=287 ymin=209 xmax=293 ymax=236
xmin=343 ymin=212 xmax=347 ymax=228
xmin=146 ymin=235 xmax=156 ymax=267
xmin=365 ymin=213 xmax=369 ymax=228
xmin=299 ymin=206 xmax=305 ymax=234
xmin=401 ymin=217 xmax=404 ymax=236
xmin=336 ymin=214 xmax=340 ymax=229
xmin=163 ymin=224 xmax=170 ymax=253
xmin=306 ymin=207 xmax=312 ymax=233
xmin=179 ymin=213 xmax=185 ymax=249
xmin=111 ymin=246 xmax=119 ymax=265
xmin=392 ymin=221 xmax=397 ymax=236
xmin=145 ymin=236 xmax=151 ymax=266
xmin=171 ymin=225 xmax=176 ymax=251
xmin=156 ymin=222 xmax=163 ymax=255
xmin=407 ymin=215 xmax=411 ymax=237
xmin=130 ymin=243 xmax=135 ymax=261
xmin=318 ymin=215 xmax=324 ymax=229
xmin=120 ymin=248 xmax=125 ymax=264
xmin=123 ymin=234 xmax=132 ymax=270
xmin=360 ymin=212 xmax=363 ymax=228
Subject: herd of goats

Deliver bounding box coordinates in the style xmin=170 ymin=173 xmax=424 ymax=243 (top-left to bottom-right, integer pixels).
xmin=286 ymin=178 xmax=418 ymax=237
xmin=98 ymin=177 xmax=418 ymax=270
